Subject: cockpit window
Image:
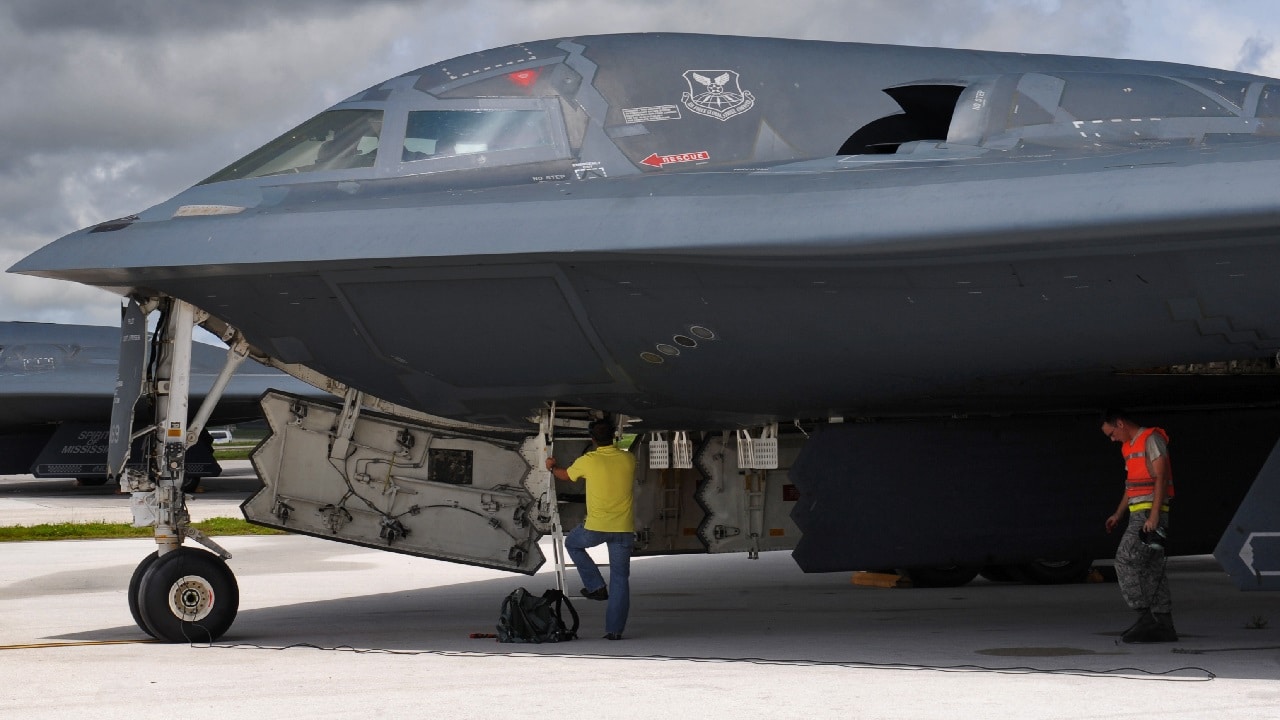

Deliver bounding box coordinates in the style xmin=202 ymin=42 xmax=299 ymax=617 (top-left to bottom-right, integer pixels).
xmin=200 ymin=109 xmax=383 ymax=184
xmin=1258 ymin=84 xmax=1280 ymax=117
xmin=1058 ymin=74 xmax=1235 ymax=120
xmin=402 ymin=110 xmax=553 ymax=162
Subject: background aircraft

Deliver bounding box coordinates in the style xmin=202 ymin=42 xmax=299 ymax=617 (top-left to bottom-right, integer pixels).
xmin=0 ymin=320 xmax=319 ymax=487
xmin=10 ymin=33 xmax=1280 ymax=641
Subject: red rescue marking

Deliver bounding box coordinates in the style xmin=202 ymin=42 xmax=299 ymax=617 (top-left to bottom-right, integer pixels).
xmin=641 ymin=150 xmax=711 ymax=168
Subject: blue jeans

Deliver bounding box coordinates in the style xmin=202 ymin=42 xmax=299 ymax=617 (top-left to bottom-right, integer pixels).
xmin=565 ymin=525 xmax=633 ymax=635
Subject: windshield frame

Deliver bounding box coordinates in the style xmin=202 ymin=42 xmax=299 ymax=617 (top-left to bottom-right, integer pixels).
xmin=384 ymin=97 xmax=571 ymax=176
xmin=197 ymin=96 xmax=571 ymax=189
xmin=200 ymin=106 xmax=385 ymax=185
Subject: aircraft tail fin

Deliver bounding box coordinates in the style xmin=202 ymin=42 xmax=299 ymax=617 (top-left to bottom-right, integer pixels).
xmin=1214 ymin=439 xmax=1280 ymax=590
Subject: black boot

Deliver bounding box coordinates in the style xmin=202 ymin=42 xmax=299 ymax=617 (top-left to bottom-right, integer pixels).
xmin=1123 ymin=610 xmax=1177 ymax=643
xmin=1122 ymin=608 xmax=1149 ymax=635
xmin=1122 ymin=610 xmax=1158 ymax=643
xmin=1152 ymin=612 xmax=1178 ymax=642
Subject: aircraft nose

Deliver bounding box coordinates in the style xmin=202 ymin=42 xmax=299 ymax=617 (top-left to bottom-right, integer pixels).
xmin=7 ymin=224 xmax=100 ymax=278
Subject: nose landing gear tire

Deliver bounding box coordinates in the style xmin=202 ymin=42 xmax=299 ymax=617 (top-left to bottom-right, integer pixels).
xmin=136 ymin=547 xmax=239 ymax=643
xmin=128 ymin=551 xmax=160 ymax=638
xmin=1013 ymin=556 xmax=1093 ymax=585
xmin=902 ymin=564 xmax=981 ymax=588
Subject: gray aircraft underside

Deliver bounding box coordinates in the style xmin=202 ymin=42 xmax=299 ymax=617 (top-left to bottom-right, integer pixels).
xmin=9 ymin=34 xmax=1280 ymax=617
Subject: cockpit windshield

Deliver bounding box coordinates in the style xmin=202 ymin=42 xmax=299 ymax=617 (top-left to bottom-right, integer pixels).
xmin=402 ymin=110 xmax=553 ymax=161
xmin=201 ymin=109 xmax=383 ymax=184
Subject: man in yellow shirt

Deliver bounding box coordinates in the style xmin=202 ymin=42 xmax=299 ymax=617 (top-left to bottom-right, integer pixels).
xmin=546 ymin=419 xmax=637 ymax=640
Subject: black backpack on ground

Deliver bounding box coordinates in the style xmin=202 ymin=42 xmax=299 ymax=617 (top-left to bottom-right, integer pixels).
xmin=496 ymin=587 xmax=579 ymax=643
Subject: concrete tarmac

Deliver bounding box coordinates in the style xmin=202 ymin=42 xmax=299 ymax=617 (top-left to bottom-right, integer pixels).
xmin=2 ymin=464 xmax=1279 ymax=718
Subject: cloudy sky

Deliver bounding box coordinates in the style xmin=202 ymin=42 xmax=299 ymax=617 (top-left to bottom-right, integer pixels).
xmin=2 ymin=0 xmax=1278 ymax=329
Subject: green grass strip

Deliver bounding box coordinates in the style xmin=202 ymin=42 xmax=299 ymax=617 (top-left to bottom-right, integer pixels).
xmin=0 ymin=517 xmax=286 ymax=542
xmin=212 ymin=445 xmax=257 ymax=461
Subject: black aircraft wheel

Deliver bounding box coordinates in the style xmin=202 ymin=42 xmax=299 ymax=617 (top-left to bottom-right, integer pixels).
xmin=137 ymin=547 xmax=239 ymax=643
xmin=181 ymin=475 xmax=202 ymax=493
xmin=978 ymin=565 xmax=1021 ymax=583
xmin=75 ymin=477 xmax=109 ymax=487
xmin=902 ymin=565 xmax=981 ymax=588
xmin=1014 ymin=556 xmax=1093 ymax=585
xmin=128 ymin=552 xmax=160 ymax=638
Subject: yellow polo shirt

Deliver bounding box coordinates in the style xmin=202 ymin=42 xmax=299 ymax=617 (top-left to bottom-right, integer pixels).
xmin=565 ymin=444 xmax=636 ymax=532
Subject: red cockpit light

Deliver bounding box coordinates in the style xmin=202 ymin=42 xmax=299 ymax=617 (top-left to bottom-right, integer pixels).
xmin=508 ymin=69 xmax=540 ymax=87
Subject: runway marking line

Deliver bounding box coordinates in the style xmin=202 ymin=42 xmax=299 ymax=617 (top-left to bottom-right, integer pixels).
xmin=0 ymin=639 xmax=156 ymax=650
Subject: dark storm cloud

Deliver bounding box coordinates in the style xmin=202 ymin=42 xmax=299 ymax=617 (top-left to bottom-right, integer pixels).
xmin=1238 ymin=34 xmax=1276 ymax=73
xmin=0 ymin=3 xmax=421 ymax=165
xmin=0 ymin=0 xmax=434 ymax=326
xmin=3 ymin=0 xmax=437 ymax=36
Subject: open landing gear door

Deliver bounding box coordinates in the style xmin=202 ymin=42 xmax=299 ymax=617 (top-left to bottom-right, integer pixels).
xmin=1215 ymin=439 xmax=1280 ymax=590
xmin=107 ymin=299 xmax=147 ymax=481
xmin=243 ymin=391 xmax=545 ymax=574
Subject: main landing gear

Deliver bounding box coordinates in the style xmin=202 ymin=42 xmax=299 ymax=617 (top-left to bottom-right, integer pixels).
xmin=114 ymin=295 xmax=551 ymax=641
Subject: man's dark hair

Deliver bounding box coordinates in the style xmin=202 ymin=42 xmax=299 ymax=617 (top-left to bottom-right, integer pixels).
xmin=589 ymin=419 xmax=615 ymax=445
xmin=1101 ymin=408 xmax=1131 ymax=425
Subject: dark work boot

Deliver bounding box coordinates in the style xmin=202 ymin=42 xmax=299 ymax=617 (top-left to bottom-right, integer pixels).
xmin=1121 ymin=610 xmax=1159 ymax=643
xmin=1152 ymin=612 xmax=1179 ymax=642
xmin=1122 ymin=608 xmax=1149 ymax=635
xmin=1123 ymin=610 xmax=1178 ymax=643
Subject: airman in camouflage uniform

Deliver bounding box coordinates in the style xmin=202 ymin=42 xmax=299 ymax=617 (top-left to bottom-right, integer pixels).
xmin=1101 ymin=410 xmax=1177 ymax=643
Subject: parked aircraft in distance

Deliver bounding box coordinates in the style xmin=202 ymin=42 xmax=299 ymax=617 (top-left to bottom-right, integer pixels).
xmin=11 ymin=33 xmax=1280 ymax=642
xmin=0 ymin=321 xmax=317 ymax=488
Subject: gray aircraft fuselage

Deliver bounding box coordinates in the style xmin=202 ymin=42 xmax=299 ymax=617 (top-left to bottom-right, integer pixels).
xmin=11 ymin=34 xmax=1280 ymax=430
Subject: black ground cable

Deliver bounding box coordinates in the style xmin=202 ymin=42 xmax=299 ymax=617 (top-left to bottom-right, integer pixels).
xmin=1174 ymin=645 xmax=1280 ymax=655
xmin=190 ymin=639 xmax=1216 ymax=682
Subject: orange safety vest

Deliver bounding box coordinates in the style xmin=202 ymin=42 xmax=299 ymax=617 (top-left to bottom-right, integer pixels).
xmin=1123 ymin=426 xmax=1174 ymax=512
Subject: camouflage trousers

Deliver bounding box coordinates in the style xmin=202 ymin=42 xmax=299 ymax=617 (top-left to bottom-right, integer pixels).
xmin=1115 ymin=509 xmax=1171 ymax=613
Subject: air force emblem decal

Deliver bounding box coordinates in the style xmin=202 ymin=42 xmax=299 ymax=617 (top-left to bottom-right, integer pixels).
xmin=681 ymin=70 xmax=755 ymax=121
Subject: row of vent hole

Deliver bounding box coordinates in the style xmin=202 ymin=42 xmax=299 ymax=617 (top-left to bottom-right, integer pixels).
xmin=641 ymin=325 xmax=717 ymax=364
